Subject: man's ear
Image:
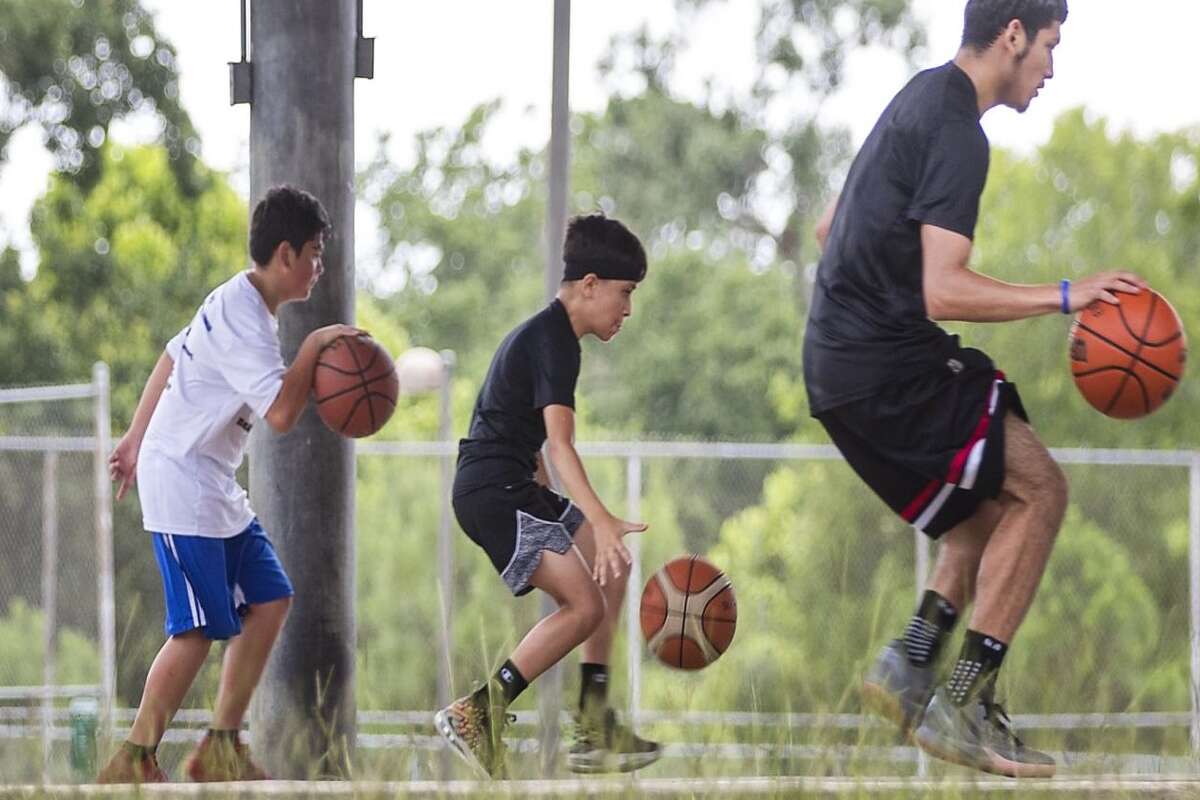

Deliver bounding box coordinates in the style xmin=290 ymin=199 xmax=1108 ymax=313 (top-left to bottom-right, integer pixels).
xmin=1005 ymin=18 xmax=1028 ymax=55
xmin=580 ymin=273 xmax=599 ymax=295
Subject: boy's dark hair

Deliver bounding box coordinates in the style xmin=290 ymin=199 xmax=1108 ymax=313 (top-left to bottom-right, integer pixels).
xmin=562 ymin=213 xmax=647 ymax=283
xmin=961 ymin=0 xmax=1067 ymax=51
xmin=249 ymin=185 xmax=333 ymax=267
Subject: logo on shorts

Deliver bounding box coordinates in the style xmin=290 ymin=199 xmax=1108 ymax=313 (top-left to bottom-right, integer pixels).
xmin=946 ymin=358 xmax=964 ymax=374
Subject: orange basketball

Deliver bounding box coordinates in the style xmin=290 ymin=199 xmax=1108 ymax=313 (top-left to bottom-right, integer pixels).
xmin=313 ymin=335 xmax=398 ymax=437
xmin=1068 ymin=288 xmax=1187 ymax=419
xmin=640 ymin=555 xmax=737 ymax=670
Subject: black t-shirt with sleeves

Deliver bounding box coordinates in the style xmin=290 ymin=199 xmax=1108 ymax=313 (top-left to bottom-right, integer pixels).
xmin=803 ymin=62 xmax=989 ymax=414
xmin=455 ymin=299 xmax=581 ymax=493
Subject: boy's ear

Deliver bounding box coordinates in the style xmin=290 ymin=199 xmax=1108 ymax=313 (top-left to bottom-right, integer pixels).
xmin=273 ymin=240 xmax=295 ymax=269
xmin=580 ymin=273 xmax=599 ymax=294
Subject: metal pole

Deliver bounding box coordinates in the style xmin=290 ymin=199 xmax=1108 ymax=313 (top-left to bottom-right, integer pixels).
xmin=537 ymin=0 xmax=571 ymax=776
xmin=91 ymin=362 xmax=115 ymax=742
xmin=544 ymin=0 xmax=571 ymax=300
xmin=248 ymin=0 xmax=362 ymax=778
xmin=436 ymin=350 xmax=456 ymax=779
xmin=1189 ymin=455 xmax=1200 ymax=755
xmin=913 ymin=526 xmax=930 ymax=777
xmin=625 ymin=455 xmax=643 ymax=719
xmin=42 ymin=451 xmax=59 ymax=784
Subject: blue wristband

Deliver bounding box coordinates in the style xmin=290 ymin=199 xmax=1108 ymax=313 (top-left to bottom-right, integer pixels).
xmin=1060 ymin=279 xmax=1071 ymax=314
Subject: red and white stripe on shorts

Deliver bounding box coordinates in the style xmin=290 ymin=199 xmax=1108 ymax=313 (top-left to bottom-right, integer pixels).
xmin=900 ymin=373 xmax=1005 ymax=531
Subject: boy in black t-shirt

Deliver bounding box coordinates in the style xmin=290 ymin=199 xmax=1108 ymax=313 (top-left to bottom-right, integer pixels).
xmin=804 ymin=0 xmax=1144 ymax=779
xmin=435 ymin=214 xmax=659 ymax=778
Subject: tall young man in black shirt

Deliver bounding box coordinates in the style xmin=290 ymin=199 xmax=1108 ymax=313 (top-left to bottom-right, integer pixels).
xmin=804 ymin=0 xmax=1144 ymax=778
xmin=435 ymin=214 xmax=660 ymax=778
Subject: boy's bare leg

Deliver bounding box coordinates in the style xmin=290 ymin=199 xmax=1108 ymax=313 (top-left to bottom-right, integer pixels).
xmin=512 ymin=548 xmax=605 ymax=681
xmin=571 ymin=522 xmax=629 ymax=663
xmin=211 ymin=596 xmax=291 ymax=729
xmin=564 ymin=522 xmax=660 ymax=772
xmin=128 ymin=630 xmax=212 ymax=746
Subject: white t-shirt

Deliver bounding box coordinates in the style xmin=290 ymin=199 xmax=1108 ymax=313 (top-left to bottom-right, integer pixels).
xmin=137 ymin=272 xmax=286 ymax=537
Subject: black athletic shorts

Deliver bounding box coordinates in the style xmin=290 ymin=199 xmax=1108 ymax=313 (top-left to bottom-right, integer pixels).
xmin=815 ymin=347 xmax=1028 ymax=539
xmin=452 ymin=479 xmax=586 ymax=596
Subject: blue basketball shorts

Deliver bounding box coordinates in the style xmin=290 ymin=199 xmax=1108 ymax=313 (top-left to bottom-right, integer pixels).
xmin=151 ymin=518 xmax=294 ymax=641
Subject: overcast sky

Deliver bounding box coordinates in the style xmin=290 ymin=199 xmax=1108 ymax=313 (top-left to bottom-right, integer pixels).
xmin=1 ymin=0 xmax=1196 ymax=274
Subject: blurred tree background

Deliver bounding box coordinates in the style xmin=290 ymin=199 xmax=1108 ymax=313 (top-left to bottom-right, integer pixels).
xmin=0 ymin=0 xmax=1196 ymax=760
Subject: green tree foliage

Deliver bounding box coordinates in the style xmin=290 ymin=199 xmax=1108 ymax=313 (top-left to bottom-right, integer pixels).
xmin=0 ymin=599 xmax=100 ymax=685
xmin=0 ymin=0 xmax=198 ymax=189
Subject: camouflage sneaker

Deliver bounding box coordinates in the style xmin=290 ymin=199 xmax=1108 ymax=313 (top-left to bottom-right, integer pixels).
xmin=434 ymin=693 xmax=513 ymax=779
xmin=861 ymin=639 xmax=936 ymax=735
xmin=96 ymin=746 xmax=168 ymax=784
xmin=915 ymin=685 xmax=1056 ymax=778
xmin=182 ymin=732 xmax=270 ymax=782
xmin=567 ymin=708 xmax=661 ymax=774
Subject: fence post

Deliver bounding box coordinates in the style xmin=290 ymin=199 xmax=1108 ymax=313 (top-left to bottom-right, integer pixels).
xmin=913 ymin=525 xmax=930 ymax=777
xmin=1189 ymin=454 xmax=1200 ymax=756
xmin=91 ymin=362 xmax=115 ymax=740
xmin=42 ymin=451 xmax=59 ymax=784
xmin=625 ymin=454 xmax=643 ymax=720
xmin=436 ymin=352 xmax=456 ymax=779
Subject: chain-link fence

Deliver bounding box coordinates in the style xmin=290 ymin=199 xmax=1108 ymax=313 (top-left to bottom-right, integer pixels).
xmin=0 ymin=365 xmax=114 ymax=783
xmin=6 ymin=382 xmax=1198 ymax=780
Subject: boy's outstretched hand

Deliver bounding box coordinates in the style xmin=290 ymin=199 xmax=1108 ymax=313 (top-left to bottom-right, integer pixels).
xmin=592 ymin=514 xmax=648 ymax=587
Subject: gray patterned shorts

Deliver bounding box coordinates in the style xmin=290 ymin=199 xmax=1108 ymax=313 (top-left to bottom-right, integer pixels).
xmin=452 ymin=480 xmax=586 ymax=596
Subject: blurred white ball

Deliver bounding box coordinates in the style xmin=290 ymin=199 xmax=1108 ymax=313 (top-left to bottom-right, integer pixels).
xmin=396 ymin=346 xmax=445 ymax=394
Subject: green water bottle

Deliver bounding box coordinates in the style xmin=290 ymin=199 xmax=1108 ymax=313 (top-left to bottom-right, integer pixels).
xmin=68 ymin=696 xmax=98 ymax=780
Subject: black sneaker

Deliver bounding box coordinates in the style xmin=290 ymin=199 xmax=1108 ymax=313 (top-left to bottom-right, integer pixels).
xmin=861 ymin=639 xmax=936 ymax=735
xmin=915 ymin=685 xmax=1056 ymax=778
xmin=434 ymin=693 xmax=513 ymax=779
xmin=567 ymin=708 xmax=661 ymax=774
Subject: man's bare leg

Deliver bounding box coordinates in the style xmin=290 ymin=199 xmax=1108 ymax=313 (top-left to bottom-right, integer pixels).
xmin=914 ymin=413 xmax=1067 ymax=779
xmin=969 ymin=415 xmax=1067 ymax=641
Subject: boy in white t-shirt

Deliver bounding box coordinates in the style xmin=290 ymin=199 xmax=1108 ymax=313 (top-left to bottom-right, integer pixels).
xmin=97 ymin=186 xmax=361 ymax=784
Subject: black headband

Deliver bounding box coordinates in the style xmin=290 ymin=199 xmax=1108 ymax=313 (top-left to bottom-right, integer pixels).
xmin=562 ymin=256 xmax=645 ymax=282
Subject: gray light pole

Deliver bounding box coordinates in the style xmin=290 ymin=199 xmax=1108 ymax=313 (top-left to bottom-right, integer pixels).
xmin=241 ymin=0 xmax=372 ymax=779
xmin=538 ymin=0 xmax=572 ymax=777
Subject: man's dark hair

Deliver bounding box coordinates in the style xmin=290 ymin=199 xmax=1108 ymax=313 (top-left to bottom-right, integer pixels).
xmin=249 ymin=185 xmax=332 ymax=266
xmin=562 ymin=213 xmax=647 ymax=283
xmin=961 ymin=0 xmax=1067 ymax=51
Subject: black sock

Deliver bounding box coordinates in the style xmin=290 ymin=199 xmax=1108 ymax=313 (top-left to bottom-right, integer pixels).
xmin=473 ymin=659 xmax=528 ymax=710
xmin=902 ymin=590 xmax=958 ymax=667
xmin=579 ymin=663 xmax=609 ymax=718
xmin=121 ymin=740 xmax=156 ymax=760
xmin=207 ymin=728 xmax=239 ymax=744
xmin=946 ymin=629 xmax=1007 ymax=706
